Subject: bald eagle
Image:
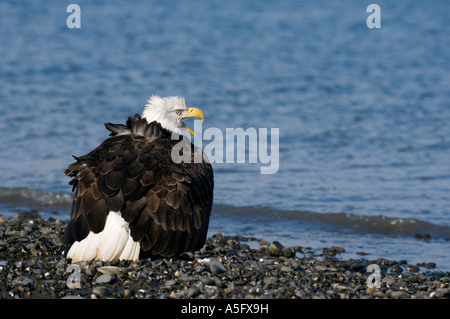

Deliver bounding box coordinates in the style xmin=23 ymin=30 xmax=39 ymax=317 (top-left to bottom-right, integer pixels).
xmin=62 ymin=96 xmax=214 ymax=262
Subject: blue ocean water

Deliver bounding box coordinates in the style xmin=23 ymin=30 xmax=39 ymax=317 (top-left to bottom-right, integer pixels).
xmin=1 ymin=1 xmax=449 ymax=269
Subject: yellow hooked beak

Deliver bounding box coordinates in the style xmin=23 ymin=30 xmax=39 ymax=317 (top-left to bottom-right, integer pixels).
xmin=180 ymin=107 xmax=204 ymax=136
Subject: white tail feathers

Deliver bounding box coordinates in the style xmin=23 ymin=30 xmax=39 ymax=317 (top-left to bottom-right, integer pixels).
xmin=67 ymin=211 xmax=140 ymax=262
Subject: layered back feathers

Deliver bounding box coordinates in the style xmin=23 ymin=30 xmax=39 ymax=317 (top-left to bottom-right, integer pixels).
xmin=63 ymin=114 xmax=214 ymax=259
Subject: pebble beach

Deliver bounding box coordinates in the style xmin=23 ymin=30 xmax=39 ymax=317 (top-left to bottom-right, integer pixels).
xmin=1 ymin=211 xmax=449 ymax=300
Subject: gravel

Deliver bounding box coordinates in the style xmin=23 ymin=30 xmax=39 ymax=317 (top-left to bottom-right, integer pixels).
xmin=1 ymin=211 xmax=449 ymax=299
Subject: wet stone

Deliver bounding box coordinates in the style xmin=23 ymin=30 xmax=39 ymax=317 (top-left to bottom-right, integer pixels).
xmin=433 ymin=288 xmax=450 ymax=298
xmin=382 ymin=276 xmax=396 ymax=286
xmin=406 ymin=265 xmax=420 ymax=273
xmin=281 ymin=247 xmax=295 ymax=258
xmin=280 ymin=266 xmax=294 ymax=273
xmin=206 ymin=259 xmax=226 ymax=275
xmin=199 ymin=276 xmax=215 ymax=286
xmin=389 ymin=265 xmax=404 ymax=274
xmin=350 ymin=263 xmax=366 ymax=272
xmin=97 ymin=266 xmax=127 ymax=275
xmin=92 ymin=286 xmax=110 ymax=297
xmin=417 ymin=262 xmax=436 ymax=269
xmin=390 ymin=291 xmax=407 ymax=299
xmin=95 ymin=274 xmax=113 ymax=284
xmin=323 ymin=246 xmax=345 ymax=256
xmin=213 ymin=276 xmax=227 ymax=288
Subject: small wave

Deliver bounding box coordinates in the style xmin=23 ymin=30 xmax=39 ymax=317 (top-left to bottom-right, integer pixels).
xmin=212 ymin=204 xmax=450 ymax=240
xmin=1 ymin=186 xmax=449 ymax=241
xmin=0 ymin=186 xmax=72 ymax=213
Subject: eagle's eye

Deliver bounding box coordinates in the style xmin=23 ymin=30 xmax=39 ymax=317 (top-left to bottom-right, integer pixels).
xmin=175 ymin=109 xmax=183 ymax=115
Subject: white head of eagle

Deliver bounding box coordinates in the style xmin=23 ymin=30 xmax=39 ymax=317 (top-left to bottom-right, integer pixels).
xmin=142 ymin=95 xmax=204 ymax=136
xmin=62 ymin=95 xmax=214 ymax=262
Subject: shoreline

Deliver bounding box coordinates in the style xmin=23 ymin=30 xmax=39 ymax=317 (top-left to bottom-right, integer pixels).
xmin=0 ymin=211 xmax=449 ymax=299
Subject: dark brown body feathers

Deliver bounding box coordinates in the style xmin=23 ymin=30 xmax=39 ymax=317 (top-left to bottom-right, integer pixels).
xmin=63 ymin=114 xmax=214 ymax=259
